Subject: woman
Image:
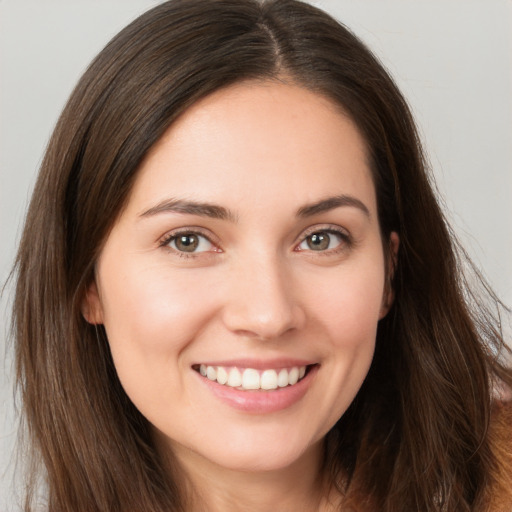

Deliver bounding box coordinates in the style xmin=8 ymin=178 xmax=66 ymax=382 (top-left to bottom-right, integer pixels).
xmin=12 ymin=0 xmax=512 ymax=510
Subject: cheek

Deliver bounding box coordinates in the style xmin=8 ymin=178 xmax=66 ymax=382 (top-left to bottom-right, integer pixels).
xmin=309 ymin=257 xmax=386 ymax=346
xmin=96 ymin=262 xmax=220 ymax=421
xmin=96 ymin=261 xmax=222 ymax=409
xmin=100 ymin=263 xmax=214 ymax=349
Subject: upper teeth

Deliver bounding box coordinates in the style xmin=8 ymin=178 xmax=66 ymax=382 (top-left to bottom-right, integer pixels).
xmin=198 ymin=365 xmax=307 ymax=390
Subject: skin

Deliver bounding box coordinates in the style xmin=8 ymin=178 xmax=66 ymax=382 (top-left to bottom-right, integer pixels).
xmin=84 ymin=81 xmax=398 ymax=511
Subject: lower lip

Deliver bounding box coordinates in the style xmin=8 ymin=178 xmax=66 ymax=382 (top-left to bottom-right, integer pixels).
xmin=195 ymin=365 xmax=318 ymax=414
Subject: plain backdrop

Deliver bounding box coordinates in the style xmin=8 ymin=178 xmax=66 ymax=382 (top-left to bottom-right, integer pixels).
xmin=1 ymin=1 xmax=511 ymax=509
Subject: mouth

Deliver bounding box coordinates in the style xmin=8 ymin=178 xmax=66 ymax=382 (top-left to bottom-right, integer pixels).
xmin=192 ymin=364 xmax=314 ymax=391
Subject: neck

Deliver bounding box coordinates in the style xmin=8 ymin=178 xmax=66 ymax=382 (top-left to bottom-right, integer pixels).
xmin=166 ymin=440 xmax=339 ymax=512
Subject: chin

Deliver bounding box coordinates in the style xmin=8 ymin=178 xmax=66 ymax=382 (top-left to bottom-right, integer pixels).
xmin=173 ymin=426 xmax=324 ymax=475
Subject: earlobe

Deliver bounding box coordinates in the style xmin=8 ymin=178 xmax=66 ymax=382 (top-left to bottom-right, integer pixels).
xmin=379 ymin=231 xmax=400 ymax=319
xmin=81 ymin=280 xmax=104 ymax=325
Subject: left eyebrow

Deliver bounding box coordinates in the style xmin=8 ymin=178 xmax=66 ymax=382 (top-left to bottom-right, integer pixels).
xmin=138 ymin=198 xmax=237 ymax=222
xmin=296 ymin=194 xmax=371 ymax=219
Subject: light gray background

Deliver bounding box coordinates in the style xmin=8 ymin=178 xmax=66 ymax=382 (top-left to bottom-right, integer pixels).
xmin=1 ymin=1 xmax=511 ymax=509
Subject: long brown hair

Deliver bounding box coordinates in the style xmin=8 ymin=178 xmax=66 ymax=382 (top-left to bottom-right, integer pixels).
xmin=12 ymin=0 xmax=511 ymax=510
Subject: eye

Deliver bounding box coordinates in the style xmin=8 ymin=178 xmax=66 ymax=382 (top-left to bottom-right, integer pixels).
xmin=297 ymin=230 xmax=346 ymax=252
xmin=165 ymin=232 xmax=216 ymax=253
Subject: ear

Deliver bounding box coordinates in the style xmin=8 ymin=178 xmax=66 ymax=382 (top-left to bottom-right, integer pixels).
xmin=379 ymin=231 xmax=399 ymax=319
xmin=81 ymin=280 xmax=104 ymax=325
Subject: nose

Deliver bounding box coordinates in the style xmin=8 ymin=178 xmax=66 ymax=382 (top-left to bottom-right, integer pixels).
xmin=221 ymin=256 xmax=306 ymax=340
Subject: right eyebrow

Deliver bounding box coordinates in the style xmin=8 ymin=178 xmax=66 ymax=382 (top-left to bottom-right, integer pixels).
xmin=138 ymin=198 xmax=238 ymax=223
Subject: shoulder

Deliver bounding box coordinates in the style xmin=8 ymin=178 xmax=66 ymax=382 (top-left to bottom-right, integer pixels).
xmin=484 ymin=401 xmax=512 ymax=512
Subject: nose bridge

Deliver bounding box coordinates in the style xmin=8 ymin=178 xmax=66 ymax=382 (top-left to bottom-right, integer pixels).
xmin=222 ymin=250 xmax=304 ymax=340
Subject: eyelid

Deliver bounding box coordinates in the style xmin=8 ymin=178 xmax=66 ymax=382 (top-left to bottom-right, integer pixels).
xmin=296 ymin=223 xmax=350 ymax=242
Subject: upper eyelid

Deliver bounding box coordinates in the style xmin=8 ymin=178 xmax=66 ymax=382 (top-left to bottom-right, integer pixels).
xmin=296 ymin=224 xmax=350 ymax=242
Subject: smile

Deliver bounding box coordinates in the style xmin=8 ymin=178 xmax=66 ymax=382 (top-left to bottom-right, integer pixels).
xmin=195 ymin=364 xmax=308 ymax=391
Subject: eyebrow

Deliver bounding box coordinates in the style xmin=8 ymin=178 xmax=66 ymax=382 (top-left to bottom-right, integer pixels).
xmin=138 ymin=194 xmax=370 ymax=222
xmin=296 ymin=195 xmax=370 ymax=219
xmin=139 ymin=198 xmax=237 ymax=222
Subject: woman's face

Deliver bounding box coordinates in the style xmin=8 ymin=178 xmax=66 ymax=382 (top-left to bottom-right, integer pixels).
xmin=85 ymin=81 xmax=397 ymax=474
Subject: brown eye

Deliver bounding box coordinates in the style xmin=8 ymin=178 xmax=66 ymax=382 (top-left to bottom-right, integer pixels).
xmin=306 ymin=232 xmax=330 ymax=251
xmin=174 ymin=234 xmax=199 ymax=252
xmin=297 ymin=230 xmax=346 ymax=252
xmin=166 ymin=232 xmax=214 ymax=253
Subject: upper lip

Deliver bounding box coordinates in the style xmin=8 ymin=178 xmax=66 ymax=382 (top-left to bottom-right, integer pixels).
xmin=192 ymin=358 xmax=316 ymax=370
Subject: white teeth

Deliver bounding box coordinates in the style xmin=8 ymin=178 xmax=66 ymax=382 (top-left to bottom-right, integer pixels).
xmin=197 ymin=365 xmax=308 ymax=390
xmin=216 ymin=366 xmax=228 ymax=385
xmin=288 ymin=367 xmax=299 ymax=385
xmin=242 ymin=369 xmax=260 ymax=390
xmin=206 ymin=366 xmax=217 ymax=381
xmin=277 ymin=369 xmax=289 ymax=387
xmin=227 ymin=367 xmax=242 ymax=387
xmin=260 ymin=369 xmax=278 ymax=390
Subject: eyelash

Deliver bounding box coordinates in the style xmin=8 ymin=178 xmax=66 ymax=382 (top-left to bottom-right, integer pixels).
xmin=158 ymin=225 xmax=352 ymax=258
xmin=159 ymin=228 xmax=220 ymax=259
xmin=295 ymin=225 xmax=352 ymax=255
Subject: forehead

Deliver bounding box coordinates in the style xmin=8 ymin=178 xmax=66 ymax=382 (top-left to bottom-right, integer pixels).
xmin=125 ymin=81 xmax=376 ymax=219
